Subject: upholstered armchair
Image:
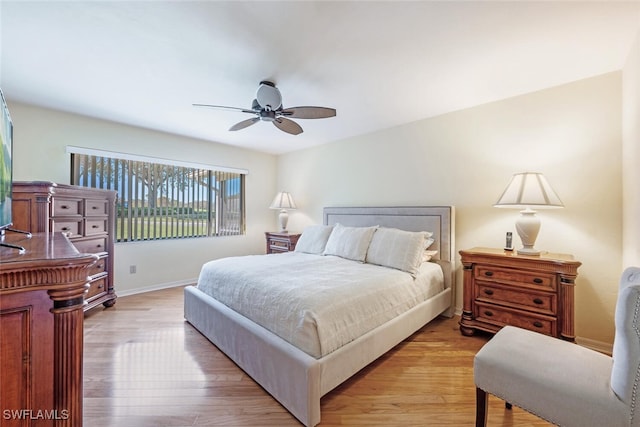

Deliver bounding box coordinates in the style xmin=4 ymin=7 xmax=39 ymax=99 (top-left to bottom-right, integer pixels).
xmin=474 ymin=266 xmax=640 ymax=427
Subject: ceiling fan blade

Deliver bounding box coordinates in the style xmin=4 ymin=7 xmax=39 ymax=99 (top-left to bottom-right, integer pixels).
xmin=193 ymin=104 xmax=257 ymax=114
xmin=281 ymin=106 xmax=336 ymax=119
xmin=273 ymin=117 xmax=303 ymax=135
xmin=229 ymin=117 xmax=260 ymax=131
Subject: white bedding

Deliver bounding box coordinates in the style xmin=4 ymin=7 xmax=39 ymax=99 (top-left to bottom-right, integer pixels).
xmin=196 ymin=252 xmax=444 ymax=358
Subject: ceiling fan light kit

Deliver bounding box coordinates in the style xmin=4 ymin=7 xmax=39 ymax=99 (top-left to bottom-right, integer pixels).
xmin=194 ymin=81 xmax=336 ymax=135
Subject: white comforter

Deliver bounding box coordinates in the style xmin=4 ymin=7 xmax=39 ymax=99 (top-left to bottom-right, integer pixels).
xmin=196 ymin=252 xmax=444 ymax=358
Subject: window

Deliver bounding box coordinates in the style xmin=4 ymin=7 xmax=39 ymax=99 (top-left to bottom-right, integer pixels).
xmin=69 ymin=148 xmax=246 ymax=242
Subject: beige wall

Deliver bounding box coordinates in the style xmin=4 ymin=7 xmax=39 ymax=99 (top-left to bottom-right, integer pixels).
xmin=7 ymin=71 xmax=627 ymax=347
xmin=8 ymin=102 xmax=278 ymax=294
xmin=278 ymin=73 xmax=623 ymax=348
xmin=623 ymin=29 xmax=640 ymax=269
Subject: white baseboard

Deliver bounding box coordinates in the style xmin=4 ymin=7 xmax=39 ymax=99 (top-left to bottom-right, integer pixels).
xmin=117 ymin=278 xmax=197 ymax=298
xmin=576 ymin=336 xmax=613 ymax=355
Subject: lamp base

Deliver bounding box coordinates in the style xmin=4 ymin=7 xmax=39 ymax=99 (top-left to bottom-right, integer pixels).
xmin=517 ymin=246 xmax=541 ymax=256
xmin=278 ymin=209 xmax=289 ymax=233
xmin=515 ymin=208 xmax=541 ymax=256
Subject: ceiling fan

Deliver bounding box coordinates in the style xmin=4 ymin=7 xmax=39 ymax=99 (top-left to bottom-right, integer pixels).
xmin=194 ymin=81 xmax=336 ymax=135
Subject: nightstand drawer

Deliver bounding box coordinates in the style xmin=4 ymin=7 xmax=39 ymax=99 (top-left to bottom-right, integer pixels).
xmin=475 ymin=265 xmax=556 ymax=291
xmin=269 ymin=240 xmax=291 ymax=252
xmin=476 ymin=283 xmax=556 ymax=315
xmin=474 ymin=302 xmax=557 ymax=336
xmin=265 ymin=232 xmax=301 ymax=254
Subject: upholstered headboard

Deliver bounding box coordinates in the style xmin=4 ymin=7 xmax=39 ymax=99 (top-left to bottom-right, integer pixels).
xmin=323 ymin=206 xmax=455 ymax=264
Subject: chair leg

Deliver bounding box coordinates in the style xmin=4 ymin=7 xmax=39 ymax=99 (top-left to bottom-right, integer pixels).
xmin=476 ymin=387 xmax=488 ymax=427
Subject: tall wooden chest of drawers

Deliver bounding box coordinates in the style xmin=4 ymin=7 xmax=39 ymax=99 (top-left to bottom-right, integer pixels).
xmin=459 ymin=247 xmax=581 ymax=341
xmin=12 ymin=181 xmax=117 ymax=312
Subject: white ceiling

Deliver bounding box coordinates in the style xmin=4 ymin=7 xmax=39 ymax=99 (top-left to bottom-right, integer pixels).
xmin=2 ymin=1 xmax=640 ymax=155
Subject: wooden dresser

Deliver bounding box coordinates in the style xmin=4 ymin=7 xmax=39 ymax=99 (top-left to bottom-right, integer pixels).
xmin=265 ymin=231 xmax=301 ymax=253
xmin=459 ymin=247 xmax=581 ymax=341
xmin=0 ymin=232 xmax=96 ymax=427
xmin=12 ymin=181 xmax=117 ymax=312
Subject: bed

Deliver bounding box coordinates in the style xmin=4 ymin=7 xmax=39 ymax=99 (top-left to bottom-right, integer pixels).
xmin=184 ymin=206 xmax=455 ymax=426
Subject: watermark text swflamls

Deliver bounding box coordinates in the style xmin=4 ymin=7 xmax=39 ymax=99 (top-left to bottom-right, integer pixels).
xmin=2 ymin=409 xmax=69 ymax=420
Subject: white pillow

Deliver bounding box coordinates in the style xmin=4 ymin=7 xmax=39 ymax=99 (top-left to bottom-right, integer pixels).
xmin=323 ymin=223 xmax=378 ymax=262
xmin=423 ymin=249 xmax=439 ymax=262
xmin=366 ymin=227 xmax=431 ymax=275
xmin=294 ymin=225 xmax=334 ymax=255
xmin=423 ymin=237 xmax=437 ymax=261
xmin=424 ymin=237 xmax=435 ymax=249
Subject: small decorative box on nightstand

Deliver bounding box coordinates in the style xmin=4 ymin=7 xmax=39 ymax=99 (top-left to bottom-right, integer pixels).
xmin=459 ymin=247 xmax=581 ymax=341
xmin=265 ymin=231 xmax=301 ymax=254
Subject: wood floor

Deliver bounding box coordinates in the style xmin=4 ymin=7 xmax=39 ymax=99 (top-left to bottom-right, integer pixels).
xmin=83 ymin=286 xmax=551 ymax=427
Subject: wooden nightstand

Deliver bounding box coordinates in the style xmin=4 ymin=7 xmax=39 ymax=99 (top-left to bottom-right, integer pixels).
xmin=459 ymin=247 xmax=581 ymax=341
xmin=265 ymin=231 xmax=301 ymax=254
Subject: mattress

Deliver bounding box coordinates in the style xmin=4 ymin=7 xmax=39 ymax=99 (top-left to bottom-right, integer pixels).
xmin=196 ymin=252 xmax=445 ymax=358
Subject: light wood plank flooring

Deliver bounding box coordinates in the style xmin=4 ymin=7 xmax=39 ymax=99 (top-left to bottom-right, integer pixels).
xmin=83 ymin=286 xmax=551 ymax=426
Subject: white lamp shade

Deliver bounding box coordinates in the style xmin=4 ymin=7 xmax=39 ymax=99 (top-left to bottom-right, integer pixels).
xmin=494 ymin=172 xmax=563 ymax=209
xmin=270 ymin=192 xmax=297 ymax=210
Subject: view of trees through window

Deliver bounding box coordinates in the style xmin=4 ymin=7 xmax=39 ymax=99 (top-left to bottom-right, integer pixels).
xmin=71 ymin=153 xmax=245 ymax=242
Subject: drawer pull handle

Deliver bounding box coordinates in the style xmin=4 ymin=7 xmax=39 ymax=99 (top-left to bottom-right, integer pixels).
xmin=92 ymin=206 xmax=99 ymax=210
xmin=61 ymin=205 xmax=69 ymax=209
xmin=92 ymin=225 xmax=99 ymax=229
xmin=483 ymin=289 xmax=494 ymax=296
xmin=532 ymin=321 xmax=543 ymax=328
xmin=533 ymin=278 xmax=543 ymax=284
xmin=484 ymin=271 xmax=494 ymax=277
xmin=484 ymin=310 xmax=494 ymax=317
xmin=61 ymin=227 xmax=70 ymax=231
xmin=533 ymin=298 xmax=544 ymax=305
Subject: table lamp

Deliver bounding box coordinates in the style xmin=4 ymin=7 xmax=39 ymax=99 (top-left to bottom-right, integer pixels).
xmin=494 ymin=172 xmax=563 ymax=255
xmin=270 ymin=191 xmax=297 ymax=232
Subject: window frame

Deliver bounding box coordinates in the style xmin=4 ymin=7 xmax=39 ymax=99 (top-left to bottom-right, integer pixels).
xmin=67 ymin=146 xmax=247 ymax=242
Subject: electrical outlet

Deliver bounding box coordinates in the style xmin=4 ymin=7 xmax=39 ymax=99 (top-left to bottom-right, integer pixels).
xmin=129 ymin=265 xmax=136 ymax=274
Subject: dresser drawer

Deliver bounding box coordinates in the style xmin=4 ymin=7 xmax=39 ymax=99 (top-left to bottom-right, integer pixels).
xmin=52 ymin=198 xmax=83 ymax=216
xmin=85 ymin=218 xmax=108 ymax=236
xmin=73 ymin=237 xmax=108 ymax=254
xmin=475 ymin=265 xmax=557 ymax=291
xmin=474 ymin=301 xmax=557 ymax=336
xmin=88 ymin=255 xmax=108 ymax=277
xmin=475 ymin=283 xmax=556 ymax=315
xmin=51 ymin=218 xmax=83 ymax=237
xmin=86 ymin=276 xmax=107 ymax=300
xmin=85 ymin=199 xmax=108 ymax=216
